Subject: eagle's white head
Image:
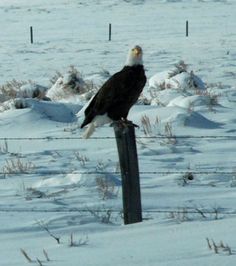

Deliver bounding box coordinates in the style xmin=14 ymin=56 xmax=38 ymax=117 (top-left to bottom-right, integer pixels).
xmin=125 ymin=45 xmax=143 ymax=66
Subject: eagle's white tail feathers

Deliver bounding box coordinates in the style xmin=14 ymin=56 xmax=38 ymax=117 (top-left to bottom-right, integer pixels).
xmin=82 ymin=114 xmax=112 ymax=139
xmin=82 ymin=123 xmax=96 ymax=139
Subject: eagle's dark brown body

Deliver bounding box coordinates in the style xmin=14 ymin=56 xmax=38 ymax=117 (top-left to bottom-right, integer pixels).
xmin=81 ymin=65 xmax=146 ymax=129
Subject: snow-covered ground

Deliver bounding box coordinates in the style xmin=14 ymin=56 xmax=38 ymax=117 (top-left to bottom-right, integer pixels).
xmin=0 ymin=0 xmax=236 ymax=265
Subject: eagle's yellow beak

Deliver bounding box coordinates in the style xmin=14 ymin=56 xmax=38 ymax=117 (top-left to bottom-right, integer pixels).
xmin=132 ymin=47 xmax=142 ymax=56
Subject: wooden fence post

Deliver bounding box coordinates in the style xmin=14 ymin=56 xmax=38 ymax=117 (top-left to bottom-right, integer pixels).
xmin=109 ymin=23 xmax=112 ymax=41
xmin=113 ymin=121 xmax=142 ymax=225
xmin=186 ymin=20 xmax=189 ymax=37
xmin=30 ymin=26 xmax=33 ymax=44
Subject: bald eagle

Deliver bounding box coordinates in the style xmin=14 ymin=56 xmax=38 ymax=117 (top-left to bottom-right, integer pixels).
xmin=80 ymin=45 xmax=146 ymax=138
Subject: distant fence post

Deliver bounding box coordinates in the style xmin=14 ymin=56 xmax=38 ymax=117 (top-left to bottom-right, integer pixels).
xmin=109 ymin=23 xmax=112 ymax=41
xmin=113 ymin=121 xmax=142 ymax=225
xmin=30 ymin=26 xmax=33 ymax=44
xmin=186 ymin=20 xmax=189 ymax=37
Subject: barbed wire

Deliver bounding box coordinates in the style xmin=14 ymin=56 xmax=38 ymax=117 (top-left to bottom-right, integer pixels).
xmin=0 ymin=207 xmax=235 ymax=216
xmin=1 ymin=136 xmax=235 ymax=216
xmin=0 ymin=170 xmax=235 ymax=176
xmin=0 ymin=135 xmax=236 ymax=141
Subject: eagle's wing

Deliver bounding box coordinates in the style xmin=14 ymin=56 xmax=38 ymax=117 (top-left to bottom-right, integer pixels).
xmin=81 ymin=68 xmax=139 ymax=128
xmin=91 ymin=68 xmax=139 ymax=113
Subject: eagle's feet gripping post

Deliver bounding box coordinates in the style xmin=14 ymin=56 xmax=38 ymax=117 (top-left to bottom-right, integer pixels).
xmin=111 ymin=118 xmax=139 ymax=130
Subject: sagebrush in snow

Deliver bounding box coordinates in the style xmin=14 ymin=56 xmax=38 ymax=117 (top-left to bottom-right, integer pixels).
xmin=0 ymin=140 xmax=8 ymax=154
xmin=47 ymin=65 xmax=99 ymax=101
xmin=96 ymin=175 xmax=119 ymax=200
xmin=206 ymin=238 xmax=233 ymax=255
xmin=74 ymin=151 xmax=89 ymax=167
xmin=0 ymin=79 xmax=27 ymax=101
xmin=2 ymin=158 xmax=35 ymax=177
xmin=87 ymin=207 xmax=114 ymax=224
xmin=69 ymin=233 xmax=89 ymax=247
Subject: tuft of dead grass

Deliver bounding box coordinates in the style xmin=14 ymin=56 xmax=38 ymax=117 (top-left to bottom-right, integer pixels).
xmin=96 ymin=175 xmax=119 ymax=200
xmin=48 ymin=65 xmax=99 ymax=101
xmin=0 ymin=79 xmax=27 ymax=101
xmin=2 ymin=157 xmax=35 ymax=177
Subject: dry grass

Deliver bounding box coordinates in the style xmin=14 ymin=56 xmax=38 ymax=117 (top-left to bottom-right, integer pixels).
xmin=49 ymin=70 xmax=63 ymax=85
xmin=178 ymin=171 xmax=195 ymax=186
xmin=163 ymin=123 xmax=177 ymax=145
xmin=0 ymin=79 xmax=27 ymax=101
xmin=195 ymin=89 xmax=219 ymax=110
xmin=140 ymin=115 xmax=152 ymax=135
xmin=20 ymin=248 xmax=33 ymax=263
xmin=140 ymin=115 xmax=177 ymax=145
xmin=167 ymin=208 xmax=190 ymax=222
xmin=87 ymin=207 xmax=114 ymax=224
xmin=48 ymin=65 xmax=99 ymax=101
xmin=74 ymin=151 xmax=89 ymax=167
xmin=96 ymin=175 xmax=119 ymax=200
xmin=140 ymin=115 xmax=160 ymax=136
xmin=167 ymin=206 xmax=221 ymax=223
xmin=69 ymin=233 xmax=89 ymax=247
xmin=20 ymin=248 xmax=50 ymax=265
xmin=2 ymin=157 xmax=35 ymax=177
xmin=206 ymin=238 xmax=233 ymax=255
xmin=36 ymin=220 xmax=61 ymax=244
xmin=0 ymin=140 xmax=8 ymax=154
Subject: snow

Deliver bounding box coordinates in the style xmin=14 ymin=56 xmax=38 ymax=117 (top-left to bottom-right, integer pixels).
xmin=0 ymin=0 xmax=236 ymax=265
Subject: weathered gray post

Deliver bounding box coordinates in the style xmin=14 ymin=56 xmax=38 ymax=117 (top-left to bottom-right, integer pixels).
xmin=109 ymin=23 xmax=112 ymax=41
xmin=30 ymin=26 xmax=33 ymax=44
xmin=186 ymin=20 xmax=189 ymax=37
xmin=113 ymin=121 xmax=142 ymax=225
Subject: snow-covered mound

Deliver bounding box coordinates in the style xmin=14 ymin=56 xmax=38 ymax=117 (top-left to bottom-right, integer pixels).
xmin=16 ymin=83 xmax=49 ymax=99
xmin=0 ymin=98 xmax=82 ymax=123
xmin=167 ymin=95 xmax=213 ymax=109
xmin=0 ymin=81 xmax=50 ymax=112
xmin=149 ymin=61 xmax=205 ymax=92
xmin=84 ymin=69 xmax=111 ymax=85
xmin=30 ymin=100 xmax=82 ymax=123
xmin=164 ymin=110 xmax=222 ymax=129
xmin=146 ymin=63 xmax=217 ymax=111
xmin=34 ymin=172 xmax=121 ymax=189
xmin=46 ymin=67 xmax=97 ymax=102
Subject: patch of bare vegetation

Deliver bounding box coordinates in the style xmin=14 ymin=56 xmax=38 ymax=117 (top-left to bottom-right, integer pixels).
xmin=194 ymin=89 xmax=219 ymax=111
xmin=0 ymin=79 xmax=27 ymax=100
xmin=167 ymin=207 xmax=221 ymax=223
xmin=0 ymin=79 xmax=49 ymax=112
xmin=0 ymin=140 xmax=9 ymax=154
xmin=140 ymin=115 xmax=177 ymax=145
xmin=69 ymin=233 xmax=89 ymax=247
xmin=178 ymin=171 xmax=195 ymax=186
xmin=20 ymin=248 xmax=50 ymax=265
xmin=206 ymin=238 xmax=234 ymax=255
xmin=74 ymin=151 xmax=89 ymax=167
xmin=170 ymin=60 xmax=188 ymax=77
xmin=140 ymin=114 xmax=153 ymax=135
xmin=2 ymin=157 xmax=35 ymax=177
xmin=47 ymin=65 xmax=99 ymax=101
xmin=96 ymin=175 xmax=119 ymax=200
xmin=86 ymin=207 xmax=114 ymax=224
xmin=36 ymin=220 xmax=61 ymax=244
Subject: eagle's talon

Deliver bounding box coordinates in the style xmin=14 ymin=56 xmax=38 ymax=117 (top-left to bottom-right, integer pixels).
xmin=121 ymin=118 xmax=139 ymax=128
xmin=110 ymin=119 xmax=139 ymax=129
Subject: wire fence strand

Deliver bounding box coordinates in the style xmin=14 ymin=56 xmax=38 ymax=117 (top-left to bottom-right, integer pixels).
xmin=0 ymin=135 xmax=236 ymax=141
xmin=0 ymin=170 xmax=235 ymax=176
xmin=0 ymin=207 xmax=235 ymax=216
xmin=0 ymin=136 xmax=235 ymax=216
